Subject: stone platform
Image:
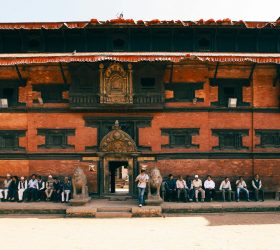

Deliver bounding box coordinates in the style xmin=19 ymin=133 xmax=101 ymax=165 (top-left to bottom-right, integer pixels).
xmin=0 ymin=199 xmax=280 ymax=218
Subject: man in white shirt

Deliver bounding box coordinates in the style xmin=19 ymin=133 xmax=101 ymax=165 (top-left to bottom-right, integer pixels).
xmin=176 ymin=175 xmax=188 ymax=202
xmin=204 ymin=175 xmax=216 ymax=202
xmin=26 ymin=174 xmax=39 ymax=202
xmin=18 ymin=176 xmax=27 ymax=202
xmin=236 ymin=176 xmax=250 ymax=202
xmin=135 ymin=169 xmax=149 ymax=207
xmin=192 ymin=175 xmax=205 ymax=202
xmin=219 ymin=177 xmax=233 ymax=201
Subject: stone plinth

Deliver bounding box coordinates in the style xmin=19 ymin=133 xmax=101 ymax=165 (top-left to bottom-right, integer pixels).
xmin=69 ymin=197 xmax=91 ymax=206
xmin=66 ymin=206 xmax=97 ymax=217
xmin=145 ymin=195 xmax=163 ymax=206
xmin=132 ymin=206 xmax=162 ymax=217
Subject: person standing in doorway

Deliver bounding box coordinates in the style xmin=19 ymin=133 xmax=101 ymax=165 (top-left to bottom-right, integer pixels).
xmin=135 ymin=169 xmax=149 ymax=207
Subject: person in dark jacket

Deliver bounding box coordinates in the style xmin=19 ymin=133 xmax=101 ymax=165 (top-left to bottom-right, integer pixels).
xmin=61 ymin=177 xmax=72 ymax=203
xmin=52 ymin=177 xmax=62 ymax=202
xmin=165 ymin=174 xmax=176 ymax=201
xmin=252 ymin=174 xmax=264 ymax=201
xmin=8 ymin=176 xmax=18 ymax=201
xmin=186 ymin=175 xmax=194 ymax=201
xmin=37 ymin=176 xmax=46 ymax=201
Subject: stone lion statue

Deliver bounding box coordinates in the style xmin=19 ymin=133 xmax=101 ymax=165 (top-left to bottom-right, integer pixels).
xmin=148 ymin=167 xmax=163 ymax=199
xmin=72 ymin=167 xmax=88 ymax=199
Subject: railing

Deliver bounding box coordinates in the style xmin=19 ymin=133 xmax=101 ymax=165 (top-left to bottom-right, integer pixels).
xmin=70 ymin=92 xmax=164 ymax=109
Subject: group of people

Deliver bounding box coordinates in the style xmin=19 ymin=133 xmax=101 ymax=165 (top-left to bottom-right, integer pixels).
xmin=164 ymin=174 xmax=264 ymax=202
xmin=0 ymin=174 xmax=72 ymax=203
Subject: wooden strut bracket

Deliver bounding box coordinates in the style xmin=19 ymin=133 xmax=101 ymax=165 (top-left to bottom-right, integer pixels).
xmin=213 ymin=62 xmax=219 ymax=84
xmin=273 ymin=65 xmax=280 ymax=87
xmin=15 ymin=65 xmax=24 ymax=86
xmin=248 ymin=63 xmax=256 ymax=83
xmin=59 ymin=63 xmax=67 ymax=84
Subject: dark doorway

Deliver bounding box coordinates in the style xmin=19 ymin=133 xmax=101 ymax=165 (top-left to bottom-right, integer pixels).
xmin=109 ymin=161 xmax=129 ymax=194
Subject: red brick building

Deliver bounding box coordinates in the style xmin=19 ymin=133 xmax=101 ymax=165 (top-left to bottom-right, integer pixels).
xmin=0 ymin=18 xmax=279 ymax=196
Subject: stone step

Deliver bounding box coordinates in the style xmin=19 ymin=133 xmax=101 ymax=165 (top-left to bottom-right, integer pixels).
xmin=0 ymin=208 xmax=66 ymax=215
xmin=95 ymin=211 xmax=132 ymax=218
xmin=104 ymin=196 xmax=133 ymax=201
xmin=97 ymin=207 xmax=132 ymax=212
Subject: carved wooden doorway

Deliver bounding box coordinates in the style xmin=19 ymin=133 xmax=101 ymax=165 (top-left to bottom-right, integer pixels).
xmin=98 ymin=121 xmax=139 ymax=196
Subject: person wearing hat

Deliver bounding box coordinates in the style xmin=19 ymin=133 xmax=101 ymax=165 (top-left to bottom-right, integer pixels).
xmin=18 ymin=176 xmax=27 ymax=202
xmin=192 ymin=175 xmax=205 ymax=202
xmin=37 ymin=176 xmax=46 ymax=201
xmin=45 ymin=175 xmax=54 ymax=201
xmin=2 ymin=174 xmax=12 ymax=201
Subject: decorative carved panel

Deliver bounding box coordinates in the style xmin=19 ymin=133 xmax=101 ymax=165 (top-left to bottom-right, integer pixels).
xmin=99 ymin=63 xmax=133 ymax=104
xmin=100 ymin=121 xmax=137 ymax=153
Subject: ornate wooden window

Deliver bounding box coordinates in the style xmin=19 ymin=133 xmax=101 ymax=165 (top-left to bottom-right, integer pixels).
xmin=99 ymin=63 xmax=133 ymax=104
xmin=0 ymin=130 xmax=26 ymax=150
xmin=32 ymin=84 xmax=69 ymax=103
xmin=210 ymin=78 xmax=250 ymax=107
xmin=165 ymin=82 xmax=204 ymax=102
xmin=161 ymin=128 xmax=199 ymax=148
xmin=37 ymin=129 xmax=75 ymax=149
xmin=212 ymin=129 xmax=249 ymax=150
xmin=255 ymin=130 xmax=280 ymax=148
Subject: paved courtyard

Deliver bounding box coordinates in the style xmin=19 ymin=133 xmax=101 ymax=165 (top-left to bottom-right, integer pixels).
xmin=1 ymin=213 xmax=280 ymax=250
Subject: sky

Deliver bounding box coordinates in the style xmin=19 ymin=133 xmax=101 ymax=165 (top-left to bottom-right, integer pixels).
xmin=0 ymin=0 xmax=279 ymax=23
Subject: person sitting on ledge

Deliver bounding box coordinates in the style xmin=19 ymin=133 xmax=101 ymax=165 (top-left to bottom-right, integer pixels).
xmin=192 ymin=175 xmax=205 ymax=202
xmin=26 ymin=174 xmax=39 ymax=202
xmin=204 ymin=175 xmax=216 ymax=202
xmin=165 ymin=174 xmax=176 ymax=202
xmin=252 ymin=174 xmax=264 ymax=202
xmin=37 ymin=176 xmax=46 ymax=201
xmin=185 ymin=175 xmax=194 ymax=201
xmin=2 ymin=174 xmax=12 ymax=201
xmin=7 ymin=176 xmax=18 ymax=202
xmin=52 ymin=177 xmax=62 ymax=202
xmin=236 ymin=176 xmax=250 ymax=202
xmin=18 ymin=176 xmax=27 ymax=202
xmin=219 ymin=177 xmax=233 ymax=202
xmin=61 ymin=176 xmax=72 ymax=203
xmin=45 ymin=175 xmax=54 ymax=201
xmin=176 ymin=175 xmax=188 ymax=202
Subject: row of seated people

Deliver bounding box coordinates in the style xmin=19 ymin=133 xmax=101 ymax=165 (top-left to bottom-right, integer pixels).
xmin=0 ymin=174 xmax=72 ymax=203
xmin=163 ymin=174 xmax=265 ymax=202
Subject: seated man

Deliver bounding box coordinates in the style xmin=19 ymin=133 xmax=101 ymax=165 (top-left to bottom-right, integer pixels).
xmin=18 ymin=176 xmax=27 ymax=202
xmin=7 ymin=176 xmax=18 ymax=201
xmin=192 ymin=175 xmax=205 ymax=202
xmin=61 ymin=177 xmax=72 ymax=203
xmin=26 ymin=174 xmax=39 ymax=202
xmin=176 ymin=175 xmax=188 ymax=202
xmin=37 ymin=176 xmax=46 ymax=201
xmin=236 ymin=176 xmax=250 ymax=202
xmin=45 ymin=175 xmax=54 ymax=201
xmin=204 ymin=175 xmax=216 ymax=202
xmin=185 ymin=176 xmax=194 ymax=201
xmin=164 ymin=174 xmax=176 ymax=201
xmin=52 ymin=177 xmax=62 ymax=202
xmin=252 ymin=174 xmax=264 ymax=202
xmin=219 ymin=177 xmax=233 ymax=201
xmin=2 ymin=174 xmax=12 ymax=201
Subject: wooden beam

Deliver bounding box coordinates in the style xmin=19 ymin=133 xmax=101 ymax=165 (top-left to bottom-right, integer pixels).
xmin=59 ymin=63 xmax=67 ymax=84
xmin=212 ymin=62 xmax=219 ymax=84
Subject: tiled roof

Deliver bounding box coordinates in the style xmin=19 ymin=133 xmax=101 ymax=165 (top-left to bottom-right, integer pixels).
xmin=0 ymin=52 xmax=279 ymax=65
xmin=0 ymin=18 xmax=279 ymax=29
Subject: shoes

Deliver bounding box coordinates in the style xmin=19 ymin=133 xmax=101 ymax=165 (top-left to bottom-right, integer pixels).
xmin=201 ymin=199 xmax=204 ymax=202
xmin=139 ymin=204 xmax=142 ymax=207
xmin=247 ymin=199 xmax=250 ymax=202
xmin=236 ymin=199 xmax=240 ymax=202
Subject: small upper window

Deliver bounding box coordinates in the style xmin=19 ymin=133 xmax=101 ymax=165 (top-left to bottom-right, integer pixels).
xmin=141 ymin=78 xmax=156 ymax=90
xmin=112 ymin=38 xmax=125 ymax=51
xmin=198 ymin=37 xmax=211 ymax=51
